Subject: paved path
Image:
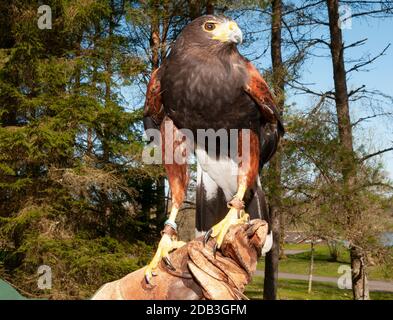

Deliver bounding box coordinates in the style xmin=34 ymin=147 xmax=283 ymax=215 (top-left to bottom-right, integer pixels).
xmin=284 ymin=249 xmax=308 ymax=255
xmin=255 ymin=270 xmax=393 ymax=292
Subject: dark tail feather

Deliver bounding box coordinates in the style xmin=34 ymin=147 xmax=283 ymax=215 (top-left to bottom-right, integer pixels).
xmin=244 ymin=177 xmax=269 ymax=222
xmin=247 ymin=178 xmax=274 ymax=256
xmin=195 ymin=165 xmax=228 ymax=233
xmin=196 ymin=168 xmax=270 ymax=233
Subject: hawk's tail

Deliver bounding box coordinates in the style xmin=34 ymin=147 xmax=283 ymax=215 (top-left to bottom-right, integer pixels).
xmin=195 ymin=164 xmax=269 ymax=233
xmin=195 ymin=162 xmax=229 ymax=236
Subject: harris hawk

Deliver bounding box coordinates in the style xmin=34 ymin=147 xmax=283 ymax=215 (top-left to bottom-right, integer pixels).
xmin=143 ymin=15 xmax=284 ymax=283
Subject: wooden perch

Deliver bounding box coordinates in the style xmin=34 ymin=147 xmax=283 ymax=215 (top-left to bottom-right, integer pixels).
xmin=91 ymin=219 xmax=268 ymax=300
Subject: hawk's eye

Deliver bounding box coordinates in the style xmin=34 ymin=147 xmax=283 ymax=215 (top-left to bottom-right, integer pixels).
xmin=204 ymin=22 xmax=216 ymax=31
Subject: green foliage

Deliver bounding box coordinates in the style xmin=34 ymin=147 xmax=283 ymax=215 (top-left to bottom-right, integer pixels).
xmin=7 ymin=234 xmax=152 ymax=299
xmin=0 ymin=0 xmax=163 ymax=299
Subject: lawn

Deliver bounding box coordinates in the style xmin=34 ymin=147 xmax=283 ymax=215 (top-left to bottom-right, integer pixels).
xmin=257 ymin=243 xmax=393 ymax=281
xmin=245 ymin=276 xmax=393 ymax=300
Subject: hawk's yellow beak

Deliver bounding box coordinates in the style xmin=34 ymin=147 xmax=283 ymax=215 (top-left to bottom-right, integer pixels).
xmin=212 ymin=20 xmax=243 ymax=44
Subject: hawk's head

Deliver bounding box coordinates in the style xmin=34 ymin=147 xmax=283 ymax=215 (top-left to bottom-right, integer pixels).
xmin=176 ymin=15 xmax=243 ymax=51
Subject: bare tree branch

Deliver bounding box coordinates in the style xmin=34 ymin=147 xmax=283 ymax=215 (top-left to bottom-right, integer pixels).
xmin=348 ymin=8 xmax=393 ymax=20
xmin=360 ymin=147 xmax=393 ymax=162
xmin=351 ymin=112 xmax=393 ymax=127
xmin=344 ymin=38 xmax=368 ymax=50
xmin=346 ymin=44 xmax=391 ymax=73
xmin=288 ymin=80 xmax=335 ymax=99
xmin=282 ymin=0 xmax=325 ymax=16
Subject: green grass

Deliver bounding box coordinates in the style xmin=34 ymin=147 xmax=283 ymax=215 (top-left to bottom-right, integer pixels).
xmin=257 ymin=243 xmax=393 ymax=281
xmin=245 ymin=276 xmax=393 ymax=300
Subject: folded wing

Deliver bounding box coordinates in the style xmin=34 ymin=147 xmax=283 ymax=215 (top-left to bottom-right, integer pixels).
xmin=243 ymin=60 xmax=285 ymax=167
xmin=143 ymin=68 xmax=164 ymax=131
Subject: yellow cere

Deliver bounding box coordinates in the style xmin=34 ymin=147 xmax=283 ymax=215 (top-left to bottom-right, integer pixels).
xmin=207 ymin=20 xmax=241 ymax=43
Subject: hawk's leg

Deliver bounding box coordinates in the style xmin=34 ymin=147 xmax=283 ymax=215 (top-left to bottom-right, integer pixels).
xmin=204 ymin=130 xmax=260 ymax=252
xmin=144 ymin=119 xmax=189 ymax=284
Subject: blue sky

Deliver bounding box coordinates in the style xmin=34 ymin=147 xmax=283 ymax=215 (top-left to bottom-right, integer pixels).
xmin=235 ymin=10 xmax=393 ymax=180
xmin=302 ymin=17 xmax=393 ymax=179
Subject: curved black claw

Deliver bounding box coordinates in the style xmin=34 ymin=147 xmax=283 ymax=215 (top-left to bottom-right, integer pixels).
xmin=144 ymin=271 xmax=158 ymax=284
xmin=163 ymin=256 xmax=176 ymax=271
xmin=212 ymin=243 xmax=218 ymax=258
xmin=203 ymin=229 xmax=213 ymax=246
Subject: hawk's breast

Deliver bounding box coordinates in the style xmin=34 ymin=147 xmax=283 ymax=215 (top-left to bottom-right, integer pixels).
xmin=161 ymin=54 xmax=261 ymax=134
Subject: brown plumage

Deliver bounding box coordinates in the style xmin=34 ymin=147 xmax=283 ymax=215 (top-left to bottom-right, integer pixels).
xmin=144 ymin=15 xmax=283 ymax=160
xmin=143 ymin=15 xmax=284 ymax=284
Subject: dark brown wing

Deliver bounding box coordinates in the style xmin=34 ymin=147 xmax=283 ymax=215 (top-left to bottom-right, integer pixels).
xmin=143 ymin=68 xmax=164 ymax=131
xmin=243 ymin=61 xmax=285 ymax=166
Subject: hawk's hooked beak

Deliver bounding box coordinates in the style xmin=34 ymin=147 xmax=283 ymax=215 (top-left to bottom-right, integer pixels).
xmin=212 ymin=20 xmax=243 ymax=44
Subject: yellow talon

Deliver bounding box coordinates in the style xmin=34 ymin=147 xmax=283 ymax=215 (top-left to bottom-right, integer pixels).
xmin=144 ymin=233 xmax=186 ymax=284
xmin=209 ymin=207 xmax=249 ymax=249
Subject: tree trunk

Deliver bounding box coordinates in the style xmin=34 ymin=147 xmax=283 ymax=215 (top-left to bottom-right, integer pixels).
xmin=147 ymin=3 xmax=167 ymax=226
xmin=326 ymin=0 xmax=369 ymax=300
xmin=308 ymin=240 xmax=314 ymax=294
xmin=100 ymin=0 xmax=116 ymax=232
xmin=350 ymin=246 xmax=370 ymax=300
xmin=279 ymin=211 xmax=286 ymax=259
xmin=264 ymin=0 xmax=285 ymax=300
xmin=156 ymin=176 xmax=167 ymax=224
xmin=206 ymin=0 xmax=214 ymax=15
xmin=188 ymin=0 xmax=202 ymax=20
xmin=150 ymin=1 xmax=160 ymax=71
xmin=326 ymin=0 xmax=354 ymax=165
xmin=327 ymin=240 xmax=339 ymax=262
xmin=263 ymin=207 xmax=280 ymax=300
xmin=188 ymin=0 xmax=213 ymax=19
